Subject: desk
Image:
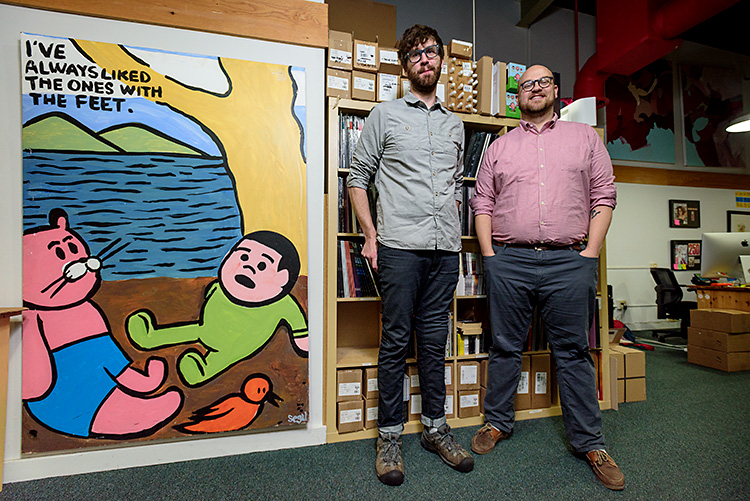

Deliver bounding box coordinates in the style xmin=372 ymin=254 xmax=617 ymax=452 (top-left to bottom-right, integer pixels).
xmin=0 ymin=308 xmax=24 ymax=492
xmin=690 ymin=286 xmax=750 ymax=312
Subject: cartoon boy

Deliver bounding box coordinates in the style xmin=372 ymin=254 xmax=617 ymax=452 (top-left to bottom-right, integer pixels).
xmin=126 ymin=231 xmax=308 ymax=387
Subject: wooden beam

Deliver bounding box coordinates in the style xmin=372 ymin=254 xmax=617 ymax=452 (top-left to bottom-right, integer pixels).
xmin=517 ymin=0 xmax=555 ymax=28
xmin=614 ymin=165 xmax=750 ymax=189
xmin=1 ymin=0 xmax=328 ymax=48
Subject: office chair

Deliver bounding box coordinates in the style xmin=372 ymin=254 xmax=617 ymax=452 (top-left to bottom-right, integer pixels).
xmin=649 ymin=267 xmax=698 ymax=342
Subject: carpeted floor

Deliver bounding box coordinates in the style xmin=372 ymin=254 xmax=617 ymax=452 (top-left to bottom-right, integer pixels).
xmin=3 ymin=344 xmax=749 ymax=500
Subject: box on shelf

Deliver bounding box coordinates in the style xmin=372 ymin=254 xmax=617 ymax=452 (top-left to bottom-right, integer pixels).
xmin=506 ymin=62 xmax=526 ymax=93
xmin=353 ymin=39 xmax=379 ymax=72
xmin=365 ymin=398 xmax=378 ymax=429
xmin=506 ymin=92 xmax=520 ymax=119
xmin=364 ymin=367 xmax=378 ymax=399
xmin=480 ymin=359 xmax=488 ymax=388
xmin=448 ymin=39 xmax=472 ymax=59
xmin=328 ymin=30 xmax=353 ymax=70
xmin=326 ymin=69 xmax=351 ymax=99
xmin=457 ymin=360 xmax=480 ymax=390
xmin=492 ymin=61 xmax=507 ymax=116
xmin=475 ymin=56 xmax=496 ymax=116
xmin=337 ymin=400 xmax=364 ymax=433
xmin=377 ymin=73 xmax=399 ymax=102
xmin=688 ymin=326 xmax=750 ymax=352
xmin=352 ymin=70 xmax=376 ymax=101
xmin=409 ymin=393 xmax=422 ymax=421
xmin=479 ymin=386 xmax=486 ymax=414
xmin=445 ymin=363 xmax=454 ymax=391
xmin=530 ymin=354 xmax=551 ymax=409
xmin=690 ymin=309 xmax=750 ymax=333
xmin=458 ymin=389 xmax=480 ymax=418
xmin=610 ymin=349 xmax=625 ymax=380
xmin=399 ymin=77 xmax=410 ymax=98
xmin=444 ymin=393 xmax=455 ymax=418
xmin=377 ymin=46 xmax=401 ymax=75
xmin=407 ymin=364 xmax=420 ymax=394
xmin=514 ymin=355 xmax=531 ymax=410
xmin=687 ymin=345 xmax=750 ymax=372
xmin=337 ymin=368 xmax=363 ymax=402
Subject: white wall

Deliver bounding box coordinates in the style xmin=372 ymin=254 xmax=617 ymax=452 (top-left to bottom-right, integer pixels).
xmin=0 ymin=4 xmax=326 ymax=483
xmin=606 ymin=183 xmax=742 ymax=330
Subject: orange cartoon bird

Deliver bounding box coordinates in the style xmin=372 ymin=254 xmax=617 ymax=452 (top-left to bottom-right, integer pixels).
xmin=175 ymin=374 xmax=282 ymax=434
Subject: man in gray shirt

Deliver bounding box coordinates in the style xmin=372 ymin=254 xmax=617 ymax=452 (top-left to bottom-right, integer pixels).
xmin=347 ymin=24 xmax=473 ymax=486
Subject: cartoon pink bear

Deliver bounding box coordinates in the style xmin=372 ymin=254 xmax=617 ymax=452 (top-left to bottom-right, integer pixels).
xmin=22 ymin=209 xmax=182 ymax=438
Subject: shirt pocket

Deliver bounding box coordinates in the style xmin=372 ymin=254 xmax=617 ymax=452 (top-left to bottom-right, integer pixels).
xmin=393 ymin=124 xmax=425 ymax=152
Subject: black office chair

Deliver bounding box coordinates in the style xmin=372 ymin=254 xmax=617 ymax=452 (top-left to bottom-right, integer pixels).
xmin=649 ymin=267 xmax=698 ymax=342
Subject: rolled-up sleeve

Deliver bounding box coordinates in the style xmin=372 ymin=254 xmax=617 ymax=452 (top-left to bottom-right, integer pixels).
xmin=588 ymin=128 xmax=617 ymax=210
xmin=347 ymin=106 xmax=384 ymax=190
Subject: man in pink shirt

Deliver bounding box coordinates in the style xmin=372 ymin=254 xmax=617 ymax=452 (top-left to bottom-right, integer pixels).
xmin=469 ymin=64 xmax=624 ymax=491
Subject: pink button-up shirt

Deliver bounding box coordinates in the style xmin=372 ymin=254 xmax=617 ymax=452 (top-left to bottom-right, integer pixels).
xmin=469 ymin=115 xmax=616 ymax=245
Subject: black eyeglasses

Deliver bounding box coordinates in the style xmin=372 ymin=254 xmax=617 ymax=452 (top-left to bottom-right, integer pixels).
xmin=405 ymin=44 xmax=440 ymax=64
xmin=519 ymin=76 xmax=554 ymax=92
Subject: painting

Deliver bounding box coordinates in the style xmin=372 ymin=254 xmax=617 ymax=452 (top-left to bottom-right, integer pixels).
xmin=668 ymin=200 xmax=700 ymax=228
xmin=681 ymin=64 xmax=745 ymax=168
xmin=20 ymin=33 xmax=309 ymax=453
xmin=605 ymin=60 xmax=675 ymax=164
xmin=727 ymin=210 xmax=750 ymax=232
xmin=670 ymin=240 xmax=701 ymax=271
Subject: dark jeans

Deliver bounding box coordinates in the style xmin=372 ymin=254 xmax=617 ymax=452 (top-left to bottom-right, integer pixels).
xmin=482 ymin=244 xmax=605 ymax=453
xmin=376 ymin=246 xmax=458 ymax=434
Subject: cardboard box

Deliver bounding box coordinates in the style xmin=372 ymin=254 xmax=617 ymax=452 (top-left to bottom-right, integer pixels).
xmin=352 ymin=70 xmax=376 ymax=101
xmin=409 ymin=393 xmax=422 ymax=421
xmin=337 ymin=368 xmax=362 ymax=402
xmin=407 ymin=364 xmax=420 ymax=394
xmin=399 ymin=77 xmax=411 ymax=98
xmin=530 ymin=354 xmax=552 ymax=409
xmin=492 ymin=61 xmax=507 ymax=116
xmin=353 ymin=39 xmax=378 ymax=72
xmin=449 ymin=39 xmax=472 ymax=59
xmin=377 ymin=46 xmax=401 ymax=75
xmin=625 ymin=377 xmax=647 ymax=402
xmin=611 ymin=345 xmax=646 ymax=378
xmin=616 ymin=378 xmax=625 ymax=404
xmin=507 ymin=62 xmax=526 ymax=93
xmin=364 ymin=367 xmax=378 ymax=399
xmin=480 ymin=359 xmax=488 ymax=388
xmin=458 ymin=389 xmax=480 ymax=418
xmin=688 ymin=326 xmax=750 ymax=352
xmin=327 ymin=0 xmax=397 ymax=48
xmin=514 ymin=355 xmax=531 ymax=410
xmin=365 ymin=398 xmax=378 ymax=429
xmin=610 ymin=350 xmax=625 ymax=380
xmin=377 ymin=73 xmax=399 ymax=102
xmin=479 ymin=386 xmax=486 ymax=414
xmin=445 ymin=363 xmax=453 ymax=391
xmin=444 ymin=393 xmax=455 ymax=419
xmin=457 ymin=361 xmax=480 ymax=390
xmin=337 ymin=400 xmax=364 ymax=433
xmin=506 ymin=92 xmax=520 ymax=118
xmin=328 ymin=30 xmax=353 ymax=70
xmin=475 ymin=56 xmax=495 ymax=116
xmin=326 ymin=69 xmax=351 ymax=99
xmin=609 ymin=327 xmax=626 ymax=345
xmin=687 ymin=344 xmax=750 ymax=372
xmin=690 ymin=309 xmax=750 ymax=333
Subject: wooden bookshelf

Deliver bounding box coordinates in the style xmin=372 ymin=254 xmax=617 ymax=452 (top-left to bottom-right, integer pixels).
xmin=324 ymin=97 xmax=612 ymax=443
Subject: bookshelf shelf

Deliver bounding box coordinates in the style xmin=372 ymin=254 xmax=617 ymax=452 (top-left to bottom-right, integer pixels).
xmin=325 ymin=97 xmax=612 ymax=443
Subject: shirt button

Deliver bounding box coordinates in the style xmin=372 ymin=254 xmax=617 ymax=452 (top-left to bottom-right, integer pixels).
xmin=540 ymin=164 xmax=544 ymax=168
xmin=433 ymin=172 xmax=436 ymax=176
xmin=541 ymin=182 xmax=545 ymax=186
xmin=431 ymin=151 xmax=434 ymax=155
xmin=541 ymin=201 xmax=545 ymax=205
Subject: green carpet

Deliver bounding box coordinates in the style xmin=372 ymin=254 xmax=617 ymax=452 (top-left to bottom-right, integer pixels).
xmin=4 ymin=346 xmax=749 ymax=499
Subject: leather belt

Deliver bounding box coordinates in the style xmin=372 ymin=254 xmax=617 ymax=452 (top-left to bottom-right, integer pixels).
xmin=494 ymin=241 xmax=583 ymax=251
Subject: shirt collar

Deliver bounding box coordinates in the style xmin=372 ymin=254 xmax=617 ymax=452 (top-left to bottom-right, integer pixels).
xmin=520 ymin=112 xmax=559 ymax=133
xmin=404 ymin=91 xmax=446 ymax=113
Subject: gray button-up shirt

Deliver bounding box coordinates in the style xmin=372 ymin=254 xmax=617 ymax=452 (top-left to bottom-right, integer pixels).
xmin=347 ymin=93 xmax=465 ymax=252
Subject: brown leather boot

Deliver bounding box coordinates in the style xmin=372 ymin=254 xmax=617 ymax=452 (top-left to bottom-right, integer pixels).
xmin=470 ymin=423 xmax=513 ymax=455
xmin=586 ymin=450 xmax=625 ymax=490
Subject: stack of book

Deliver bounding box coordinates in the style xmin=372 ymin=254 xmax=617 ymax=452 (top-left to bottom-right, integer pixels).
xmin=337 ymin=240 xmax=379 ymax=298
xmin=456 ymin=320 xmax=487 ymax=355
xmin=456 ymin=252 xmax=485 ymax=296
xmin=460 ymin=186 xmax=475 ymax=236
xmin=339 ymin=113 xmax=366 ymax=170
xmin=463 ymin=130 xmax=500 ymax=179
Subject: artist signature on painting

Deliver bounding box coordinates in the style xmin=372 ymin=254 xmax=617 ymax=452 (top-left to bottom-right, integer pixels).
xmin=288 ymin=411 xmax=308 ymax=424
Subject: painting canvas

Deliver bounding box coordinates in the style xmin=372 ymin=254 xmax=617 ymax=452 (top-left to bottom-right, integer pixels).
xmin=605 ymin=60 xmax=675 ymax=164
xmin=727 ymin=210 xmax=750 ymax=232
xmin=21 ymin=33 xmax=309 ymax=453
xmin=681 ymin=64 xmax=745 ymax=168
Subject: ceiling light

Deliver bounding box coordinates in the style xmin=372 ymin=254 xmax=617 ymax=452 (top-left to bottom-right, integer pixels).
xmin=726 ymin=113 xmax=750 ymax=133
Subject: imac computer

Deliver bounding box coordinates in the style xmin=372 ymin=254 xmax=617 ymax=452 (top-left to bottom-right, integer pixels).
xmin=700 ymin=232 xmax=750 ymax=282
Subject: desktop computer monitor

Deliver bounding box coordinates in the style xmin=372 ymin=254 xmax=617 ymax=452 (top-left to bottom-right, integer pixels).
xmin=700 ymin=232 xmax=750 ymax=281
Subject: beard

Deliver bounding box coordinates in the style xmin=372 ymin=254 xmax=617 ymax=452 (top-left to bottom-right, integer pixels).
xmin=519 ymin=92 xmax=554 ymax=118
xmin=407 ymin=61 xmax=441 ymax=94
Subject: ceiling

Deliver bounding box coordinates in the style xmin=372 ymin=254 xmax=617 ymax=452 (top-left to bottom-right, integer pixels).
xmin=548 ymin=0 xmax=750 ymax=57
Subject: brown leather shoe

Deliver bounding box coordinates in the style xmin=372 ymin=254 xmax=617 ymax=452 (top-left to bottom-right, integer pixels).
xmin=470 ymin=423 xmax=512 ymax=455
xmin=586 ymin=450 xmax=625 ymax=490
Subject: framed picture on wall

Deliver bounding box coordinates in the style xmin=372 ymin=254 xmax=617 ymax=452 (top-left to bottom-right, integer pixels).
xmin=727 ymin=210 xmax=750 ymax=232
xmin=669 ymin=200 xmax=700 ymax=228
xmin=670 ymin=240 xmax=701 ymax=271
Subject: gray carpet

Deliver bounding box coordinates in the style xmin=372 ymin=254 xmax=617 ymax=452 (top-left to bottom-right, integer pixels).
xmin=3 ymin=345 xmax=749 ymax=500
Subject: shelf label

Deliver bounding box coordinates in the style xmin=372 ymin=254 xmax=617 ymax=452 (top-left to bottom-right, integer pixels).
xmin=410 ymin=394 xmax=422 ymax=414
xmin=534 ymin=372 xmax=548 ymax=394
xmin=353 ymin=76 xmax=375 ymax=92
xmin=460 ymin=364 xmax=478 ymax=385
xmin=367 ymin=405 xmax=378 ymax=421
xmin=379 ymin=49 xmax=399 ymax=65
xmin=367 ymin=377 xmax=378 ymax=392
xmin=517 ymin=371 xmax=529 ymax=394
xmin=445 ymin=365 xmax=452 ymax=385
xmin=356 ymin=43 xmax=376 ymax=66
xmin=460 ymin=393 xmax=479 ymax=408
xmin=410 ymin=374 xmax=420 ymax=388
xmin=338 ymin=382 xmax=361 ymax=397
xmin=445 ymin=394 xmax=454 ymax=414
xmin=329 ymin=48 xmax=352 ymax=65
xmin=339 ymin=409 xmax=362 ymax=424
xmin=327 ymin=75 xmax=349 ymax=91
